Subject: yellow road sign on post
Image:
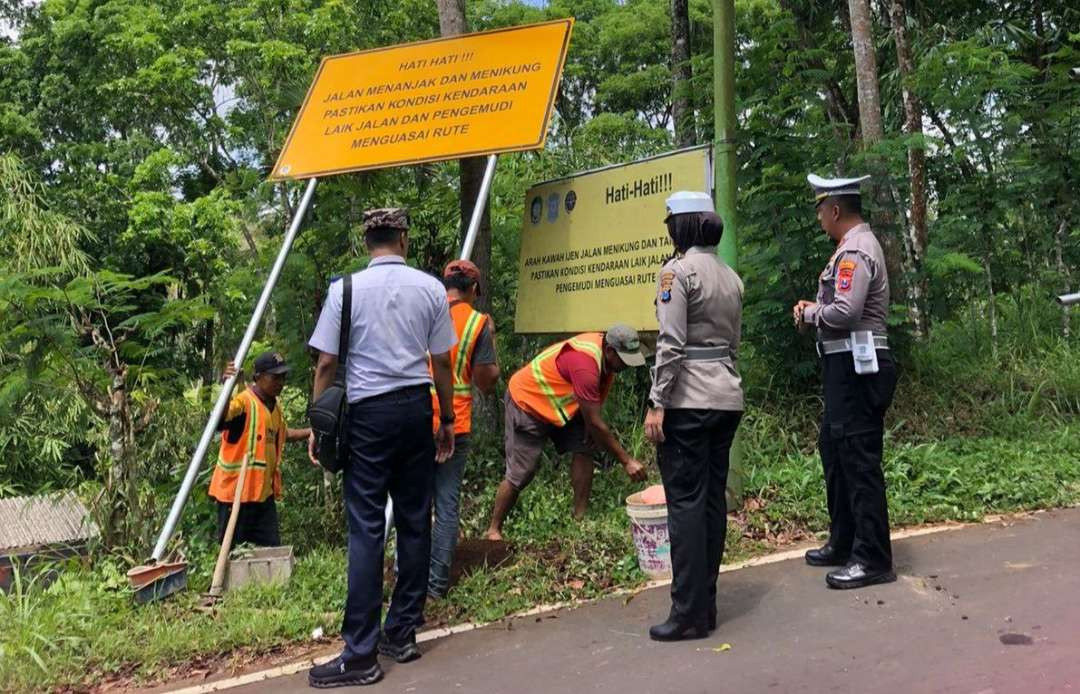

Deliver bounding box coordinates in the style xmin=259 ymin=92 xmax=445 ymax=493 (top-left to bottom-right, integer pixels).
xmin=515 ymin=146 xmax=713 ymax=334
xmin=270 ymin=19 xmax=573 ymax=180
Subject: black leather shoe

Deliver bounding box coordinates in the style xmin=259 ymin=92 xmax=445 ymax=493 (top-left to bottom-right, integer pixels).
xmin=308 ymin=655 xmax=383 ymax=688
xmin=377 ymin=635 xmax=422 ymax=663
xmin=805 ymin=544 xmax=850 ymax=567
xmin=825 ymin=562 xmax=896 ymax=590
xmin=649 ymin=617 xmax=709 ymax=642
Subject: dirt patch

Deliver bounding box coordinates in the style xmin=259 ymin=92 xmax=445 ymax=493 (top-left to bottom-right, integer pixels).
xmin=83 ymin=640 xmax=335 ymax=693
xmin=383 ymin=538 xmax=513 ymax=593
xmin=449 ymin=538 xmax=511 ymax=587
xmin=999 ymin=632 xmax=1034 ymax=646
xmin=729 ymin=501 xmax=814 ymax=546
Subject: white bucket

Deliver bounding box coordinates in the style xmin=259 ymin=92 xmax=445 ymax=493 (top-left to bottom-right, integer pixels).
xmin=625 ymin=491 xmax=671 ymax=580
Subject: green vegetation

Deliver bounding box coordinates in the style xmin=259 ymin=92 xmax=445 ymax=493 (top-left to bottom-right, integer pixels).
xmin=2 ymin=319 xmax=1077 ymax=690
xmin=0 ymin=0 xmax=1076 ymax=691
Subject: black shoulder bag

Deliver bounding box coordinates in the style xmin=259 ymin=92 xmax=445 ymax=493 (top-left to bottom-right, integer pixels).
xmin=308 ymin=274 xmax=352 ymax=473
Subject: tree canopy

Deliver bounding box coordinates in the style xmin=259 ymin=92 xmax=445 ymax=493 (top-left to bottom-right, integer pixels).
xmin=0 ymin=0 xmax=1076 ymax=541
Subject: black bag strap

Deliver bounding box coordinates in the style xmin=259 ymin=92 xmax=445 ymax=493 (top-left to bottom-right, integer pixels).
xmin=335 ymin=274 xmax=352 ymax=385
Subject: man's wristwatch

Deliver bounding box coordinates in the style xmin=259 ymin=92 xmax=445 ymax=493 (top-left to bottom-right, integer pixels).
xmin=440 ymin=414 xmax=456 ymax=425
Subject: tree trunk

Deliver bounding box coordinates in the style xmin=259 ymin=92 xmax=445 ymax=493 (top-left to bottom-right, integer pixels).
xmin=102 ymin=361 xmax=140 ymax=547
xmin=847 ymin=0 xmax=884 ymax=144
xmin=436 ymin=0 xmax=492 ymax=310
xmin=984 ymin=259 xmax=998 ymax=358
xmin=887 ymin=0 xmax=929 ymax=337
xmin=846 ymin=0 xmax=921 ymax=335
xmin=435 ymin=0 xmax=465 ymax=34
xmin=671 ymin=0 xmax=694 ymax=147
xmin=1055 ymin=219 xmax=1071 ymax=338
xmin=846 ymin=0 xmax=896 ymax=274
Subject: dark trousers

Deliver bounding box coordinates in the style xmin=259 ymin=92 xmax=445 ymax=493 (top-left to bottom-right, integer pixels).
xmin=819 ymin=350 xmax=897 ymax=570
xmin=657 ymin=409 xmax=742 ymax=625
xmin=216 ymin=498 xmax=280 ymax=547
xmin=341 ymin=385 xmax=435 ymax=661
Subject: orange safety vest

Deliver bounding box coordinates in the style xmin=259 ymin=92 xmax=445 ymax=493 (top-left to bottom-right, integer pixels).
xmin=508 ymin=332 xmax=613 ymax=427
xmin=208 ymin=389 xmax=284 ymax=503
xmin=432 ymin=300 xmax=489 ymax=435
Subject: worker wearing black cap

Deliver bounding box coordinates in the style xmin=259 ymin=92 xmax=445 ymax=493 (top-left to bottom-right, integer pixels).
xmin=209 ymin=351 xmax=311 ymax=547
xmin=793 ymin=174 xmax=897 ymax=590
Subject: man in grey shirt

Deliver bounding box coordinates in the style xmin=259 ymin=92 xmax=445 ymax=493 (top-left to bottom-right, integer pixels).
xmin=307 ymin=208 xmax=456 ymax=688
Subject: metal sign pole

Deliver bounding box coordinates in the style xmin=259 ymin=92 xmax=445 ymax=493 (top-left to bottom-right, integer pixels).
xmin=460 ymin=155 xmax=498 ymax=261
xmin=151 ymin=177 xmax=320 ymax=562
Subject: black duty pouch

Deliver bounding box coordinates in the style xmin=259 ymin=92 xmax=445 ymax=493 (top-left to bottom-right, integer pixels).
xmin=308 ymin=274 xmax=352 ymax=473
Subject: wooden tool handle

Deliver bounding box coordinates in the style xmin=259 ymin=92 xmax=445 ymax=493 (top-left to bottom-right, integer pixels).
xmin=208 ymin=453 xmax=249 ymax=596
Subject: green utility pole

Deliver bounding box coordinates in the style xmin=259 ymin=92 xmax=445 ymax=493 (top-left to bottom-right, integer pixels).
xmin=714 ymin=0 xmax=737 ymax=268
xmin=714 ymin=0 xmax=744 ymax=506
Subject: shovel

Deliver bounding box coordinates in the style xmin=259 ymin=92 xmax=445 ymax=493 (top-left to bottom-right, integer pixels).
xmin=127 ymin=556 xmax=188 ymax=605
xmin=202 ymin=453 xmax=251 ymax=605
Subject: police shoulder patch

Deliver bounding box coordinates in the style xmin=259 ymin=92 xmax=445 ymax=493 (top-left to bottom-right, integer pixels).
xmin=836 ymin=259 xmax=856 ymax=293
xmin=659 ymin=271 xmax=675 ymax=303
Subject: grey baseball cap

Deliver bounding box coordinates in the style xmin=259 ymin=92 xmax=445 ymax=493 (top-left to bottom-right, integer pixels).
xmin=605 ymin=324 xmax=646 ymax=367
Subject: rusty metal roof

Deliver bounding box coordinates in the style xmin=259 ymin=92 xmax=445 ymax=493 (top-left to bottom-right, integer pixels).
xmin=0 ymin=492 xmax=99 ymax=555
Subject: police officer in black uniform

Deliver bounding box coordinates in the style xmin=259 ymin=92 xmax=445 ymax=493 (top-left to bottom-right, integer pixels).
xmin=645 ymin=192 xmax=744 ymax=639
xmin=794 ymin=175 xmax=898 ymax=590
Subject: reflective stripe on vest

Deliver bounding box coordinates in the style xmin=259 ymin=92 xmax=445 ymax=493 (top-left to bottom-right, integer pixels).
xmin=455 ymin=309 xmax=484 ymax=381
xmin=216 ymin=400 xmax=259 ymax=472
xmin=431 ymin=302 xmax=488 ymax=436
xmin=209 ymin=389 xmax=283 ymax=503
xmin=509 ymin=332 xmax=606 ymax=427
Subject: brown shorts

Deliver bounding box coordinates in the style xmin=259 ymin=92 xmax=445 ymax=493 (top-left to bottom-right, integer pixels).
xmin=503 ymin=392 xmax=594 ymax=490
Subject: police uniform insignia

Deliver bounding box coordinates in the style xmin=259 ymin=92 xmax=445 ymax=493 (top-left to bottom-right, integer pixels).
xmin=837 ymin=259 xmax=856 ymax=292
xmin=659 ymin=271 xmax=675 ymax=303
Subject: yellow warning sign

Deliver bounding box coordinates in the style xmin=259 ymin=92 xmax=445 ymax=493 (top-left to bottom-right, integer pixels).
xmin=270 ymin=19 xmax=573 ymax=180
xmin=514 ymin=147 xmax=713 ymax=334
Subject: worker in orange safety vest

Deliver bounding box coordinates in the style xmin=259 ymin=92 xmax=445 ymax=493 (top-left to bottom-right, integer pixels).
xmin=484 ymin=325 xmax=649 ymax=541
xmin=209 ymin=351 xmax=311 ymax=546
xmin=426 ymin=259 xmax=500 ymax=597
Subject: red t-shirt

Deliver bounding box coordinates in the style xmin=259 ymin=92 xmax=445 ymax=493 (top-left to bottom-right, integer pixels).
xmin=555 ymin=347 xmax=604 ymax=404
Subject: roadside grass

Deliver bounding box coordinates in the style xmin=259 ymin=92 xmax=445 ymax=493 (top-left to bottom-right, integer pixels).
xmin=2 ymin=419 xmax=1078 ymax=691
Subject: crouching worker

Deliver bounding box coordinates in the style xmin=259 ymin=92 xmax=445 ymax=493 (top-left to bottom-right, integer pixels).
xmin=208 ymin=351 xmax=311 ymax=547
xmin=484 ymin=325 xmax=649 ymax=541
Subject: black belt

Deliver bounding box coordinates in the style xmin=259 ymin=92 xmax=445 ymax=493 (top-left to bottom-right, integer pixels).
xmin=352 ymin=383 xmax=429 ymax=405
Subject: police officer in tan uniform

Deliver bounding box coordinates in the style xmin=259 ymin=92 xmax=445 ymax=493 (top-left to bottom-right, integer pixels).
xmin=794 ymin=174 xmax=897 ymax=590
xmin=644 ymin=191 xmax=744 ymax=640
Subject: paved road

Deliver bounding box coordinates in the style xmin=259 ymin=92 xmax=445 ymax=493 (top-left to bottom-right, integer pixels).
xmin=229 ymin=508 xmax=1080 ymax=694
